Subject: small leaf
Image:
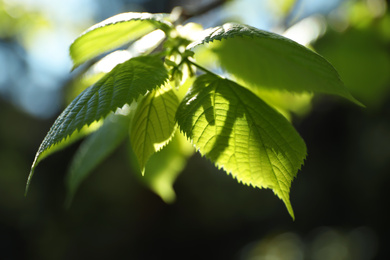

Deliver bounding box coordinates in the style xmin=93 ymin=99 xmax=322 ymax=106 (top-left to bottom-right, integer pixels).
xmin=26 ymin=55 xmax=168 ymax=194
xmin=66 ymin=111 xmax=132 ymax=206
xmin=164 ymin=58 xmax=177 ymax=67
xmin=70 ymin=12 xmax=171 ymax=68
xmin=176 ymin=74 xmax=307 ymax=219
xmin=130 ymin=84 xmax=179 ymax=171
xmin=189 ymin=23 xmax=363 ymax=106
xmin=129 ymin=131 xmax=194 ymax=203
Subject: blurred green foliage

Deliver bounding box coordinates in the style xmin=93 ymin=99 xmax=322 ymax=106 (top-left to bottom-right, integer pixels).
xmin=0 ymin=1 xmax=49 ymax=43
xmin=314 ymin=0 xmax=390 ymax=109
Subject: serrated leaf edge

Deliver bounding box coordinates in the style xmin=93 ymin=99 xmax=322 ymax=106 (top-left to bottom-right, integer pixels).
xmin=176 ymin=75 xmax=307 ymax=219
xmin=27 ymin=57 xmax=168 ymax=195
xmin=130 ymin=86 xmax=179 ymax=173
xmin=188 ymin=23 xmax=364 ymax=107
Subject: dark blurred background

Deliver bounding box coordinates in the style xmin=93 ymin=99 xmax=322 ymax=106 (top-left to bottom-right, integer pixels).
xmin=1 ymin=0 xmax=390 ymax=259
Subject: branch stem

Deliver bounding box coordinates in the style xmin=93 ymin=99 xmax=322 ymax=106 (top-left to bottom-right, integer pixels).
xmin=187 ymin=60 xmax=218 ymax=77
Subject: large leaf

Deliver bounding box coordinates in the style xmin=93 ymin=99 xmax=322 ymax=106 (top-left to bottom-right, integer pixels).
xmin=189 ymin=23 xmax=363 ymax=106
xmin=130 ymin=84 xmax=179 ymax=172
xmin=176 ymin=74 xmax=307 ymax=219
xmin=66 ymin=111 xmax=132 ymax=206
xmin=26 ymin=55 xmax=168 ymax=194
xmin=70 ymin=12 xmax=171 ymax=68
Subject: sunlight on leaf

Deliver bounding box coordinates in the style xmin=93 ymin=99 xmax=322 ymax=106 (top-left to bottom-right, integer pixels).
xmin=245 ymin=88 xmax=313 ymax=121
xmin=130 ymin=29 xmax=166 ymax=55
xmin=26 ymin=55 xmax=168 ymax=194
xmin=189 ymin=23 xmax=363 ymax=107
xmin=70 ymin=12 xmax=171 ymax=68
xmin=130 ymin=84 xmax=179 ymax=172
xmin=130 ymin=131 xmax=194 ymax=203
xmin=176 ymin=74 xmax=307 ymax=219
xmin=92 ymin=50 xmax=133 ymax=74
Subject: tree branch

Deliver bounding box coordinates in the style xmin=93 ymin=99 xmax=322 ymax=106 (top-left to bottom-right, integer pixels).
xmin=172 ymin=0 xmax=227 ymax=23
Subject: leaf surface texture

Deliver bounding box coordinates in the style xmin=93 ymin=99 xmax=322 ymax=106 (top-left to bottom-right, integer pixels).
xmin=27 ymin=56 xmax=168 ymax=192
xmin=176 ymin=74 xmax=307 ymax=219
xmin=130 ymin=84 xmax=179 ymax=171
xmin=189 ymin=23 xmax=362 ymax=106
xmin=70 ymin=12 xmax=170 ymax=68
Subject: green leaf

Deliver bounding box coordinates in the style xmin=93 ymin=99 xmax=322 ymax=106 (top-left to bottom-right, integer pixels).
xmin=176 ymin=74 xmax=307 ymax=219
xmin=314 ymin=28 xmax=390 ymax=108
xmin=26 ymin=55 xmax=168 ymax=194
xmin=189 ymin=23 xmax=363 ymax=106
xmin=250 ymin=89 xmax=313 ymax=121
xmin=130 ymin=84 xmax=179 ymax=172
xmin=66 ymin=111 xmax=132 ymax=206
xmin=130 ymin=131 xmax=194 ymax=203
xmin=70 ymin=12 xmax=171 ymax=68
xmin=26 ymin=121 xmax=103 ymax=195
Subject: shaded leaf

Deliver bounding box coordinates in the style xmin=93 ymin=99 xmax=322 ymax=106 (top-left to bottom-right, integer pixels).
xmin=130 ymin=84 xmax=179 ymax=171
xmin=66 ymin=111 xmax=132 ymax=206
xmin=70 ymin=12 xmax=171 ymax=68
xmin=176 ymin=74 xmax=307 ymax=219
xmin=26 ymin=121 xmax=102 ymax=195
xmin=27 ymin=55 xmax=168 ymax=194
xmin=189 ymin=23 xmax=363 ymax=106
xmin=314 ymin=28 xmax=390 ymax=108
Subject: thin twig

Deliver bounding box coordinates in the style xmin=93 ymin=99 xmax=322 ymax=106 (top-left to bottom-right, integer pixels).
xmin=173 ymin=0 xmax=227 ymax=23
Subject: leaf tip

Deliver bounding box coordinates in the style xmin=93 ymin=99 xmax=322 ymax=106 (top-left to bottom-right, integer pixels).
xmin=352 ymin=97 xmax=366 ymax=108
xmin=157 ymin=188 xmax=176 ymax=204
xmin=70 ymin=64 xmax=79 ymax=72
xmin=24 ymin=168 xmax=35 ymax=197
xmin=287 ymin=203 xmax=296 ymax=221
xmin=278 ymin=191 xmax=296 ymax=220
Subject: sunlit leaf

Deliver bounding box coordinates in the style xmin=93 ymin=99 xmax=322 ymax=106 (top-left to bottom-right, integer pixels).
xmin=66 ymin=111 xmax=132 ymax=206
xmin=26 ymin=55 xmax=168 ymax=194
xmin=189 ymin=23 xmax=363 ymax=106
xmin=176 ymin=74 xmax=307 ymax=219
xmin=70 ymin=12 xmax=171 ymax=68
xmin=130 ymin=131 xmax=194 ymax=203
xmin=250 ymin=89 xmax=313 ymax=121
xmin=130 ymin=84 xmax=179 ymax=172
